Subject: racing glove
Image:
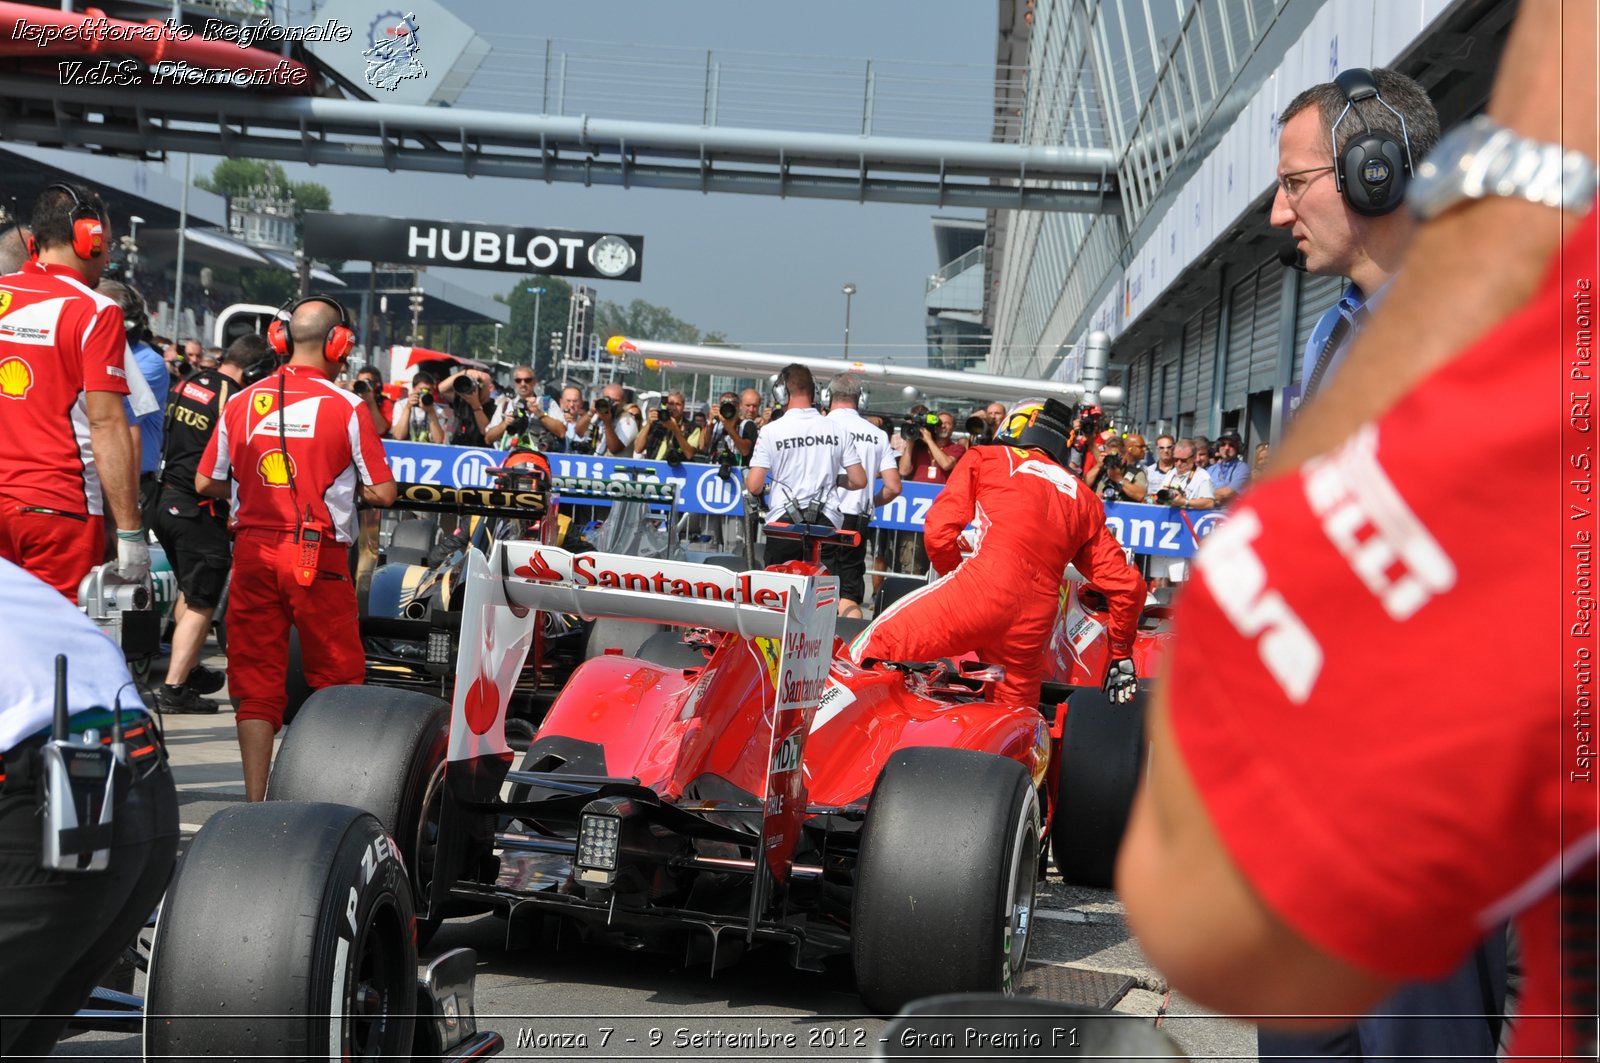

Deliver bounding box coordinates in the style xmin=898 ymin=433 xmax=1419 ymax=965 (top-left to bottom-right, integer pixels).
xmin=115 ymin=528 xmax=151 ymax=583
xmin=1103 ymin=657 xmax=1137 ymax=705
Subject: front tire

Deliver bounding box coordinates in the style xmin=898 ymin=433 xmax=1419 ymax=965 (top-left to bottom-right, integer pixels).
xmin=145 ymin=802 xmax=416 ymax=1060
xmin=852 ymin=747 xmax=1040 ymax=1014
xmin=1051 ymin=687 xmax=1146 ymax=887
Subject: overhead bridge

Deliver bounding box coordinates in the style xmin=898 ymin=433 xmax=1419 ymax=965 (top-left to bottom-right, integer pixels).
xmin=0 ymin=76 xmax=1118 ymax=214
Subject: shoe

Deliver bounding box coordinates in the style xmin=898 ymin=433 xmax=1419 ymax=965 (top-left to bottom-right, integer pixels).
xmin=154 ymin=684 xmax=219 ymax=715
xmin=185 ymin=664 xmax=226 ymax=696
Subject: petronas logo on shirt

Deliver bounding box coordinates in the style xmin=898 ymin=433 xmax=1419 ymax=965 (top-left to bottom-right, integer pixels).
xmin=257 ymin=449 xmax=296 ymax=487
xmin=253 ymin=391 xmax=275 ymax=417
xmin=0 ymin=355 xmax=34 ymax=399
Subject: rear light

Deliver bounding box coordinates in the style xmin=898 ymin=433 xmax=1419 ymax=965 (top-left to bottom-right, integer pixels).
xmin=576 ymin=796 xmax=637 ymax=885
xmin=427 ymin=631 xmax=452 ymax=665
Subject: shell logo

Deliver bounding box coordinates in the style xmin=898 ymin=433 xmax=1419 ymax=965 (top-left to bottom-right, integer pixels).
xmin=257 ymin=449 xmax=296 ymax=486
xmin=0 ymin=356 xmax=34 ymax=399
xmin=253 ymin=392 xmax=275 ymax=416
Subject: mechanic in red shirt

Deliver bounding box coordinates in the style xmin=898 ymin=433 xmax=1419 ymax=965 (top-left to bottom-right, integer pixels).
xmin=849 ymin=398 xmax=1145 ymax=709
xmin=0 ymin=184 xmax=149 ymax=597
xmin=197 ymin=296 xmax=396 ymax=801
xmin=1116 ymin=7 xmax=1597 ymax=1055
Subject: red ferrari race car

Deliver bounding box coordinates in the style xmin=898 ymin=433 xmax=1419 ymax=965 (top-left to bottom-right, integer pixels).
xmin=266 ymin=523 xmax=1150 ymax=1013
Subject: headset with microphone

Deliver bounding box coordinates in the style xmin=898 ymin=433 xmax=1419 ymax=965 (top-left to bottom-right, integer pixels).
xmin=1330 ymin=68 xmax=1415 ymax=217
xmin=34 ymin=184 xmax=107 ymax=260
xmin=267 ymin=295 xmax=356 ymax=363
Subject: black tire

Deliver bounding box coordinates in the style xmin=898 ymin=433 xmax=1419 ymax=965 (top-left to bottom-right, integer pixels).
xmin=282 ymin=628 xmax=315 ymax=728
xmin=145 ymin=802 xmax=416 ymax=1061
xmin=269 ymin=686 xmax=449 ymax=943
xmin=852 ymin=747 xmax=1040 ymax=1014
xmin=583 ymin=617 xmax=662 ymax=660
xmin=1051 ymin=687 xmax=1147 ymax=888
xmin=635 ymin=631 xmax=707 ymax=670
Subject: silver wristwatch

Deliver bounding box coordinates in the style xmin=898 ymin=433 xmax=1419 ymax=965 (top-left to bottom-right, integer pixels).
xmin=1409 ymin=114 xmax=1598 ymax=221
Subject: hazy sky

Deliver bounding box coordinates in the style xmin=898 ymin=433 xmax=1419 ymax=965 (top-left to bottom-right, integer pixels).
xmin=257 ymin=0 xmax=999 ymax=364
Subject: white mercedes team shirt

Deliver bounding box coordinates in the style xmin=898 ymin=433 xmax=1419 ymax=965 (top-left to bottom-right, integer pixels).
xmin=826 ymin=406 xmax=895 ymax=517
xmin=750 ymin=406 xmax=861 ymax=526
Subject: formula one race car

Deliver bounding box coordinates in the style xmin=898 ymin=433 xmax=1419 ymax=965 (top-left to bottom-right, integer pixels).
xmin=265 ymin=522 xmax=1149 ymax=1013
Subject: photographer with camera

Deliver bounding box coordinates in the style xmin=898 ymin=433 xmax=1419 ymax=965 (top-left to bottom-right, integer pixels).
xmin=897 ymin=409 xmax=965 ymax=485
xmin=591 ymin=382 xmax=639 ymax=457
xmin=391 ymin=372 xmax=447 ymax=443
xmin=963 ymin=410 xmax=995 ymax=446
xmin=1087 ymin=435 xmax=1148 ymax=503
xmin=704 ymin=390 xmax=758 ymax=466
xmin=486 ymin=365 xmax=565 ymax=451
xmin=633 ymin=389 xmax=701 ymax=463
xmin=352 ymin=365 xmax=392 ymax=439
xmin=437 ymin=368 xmax=494 ymax=447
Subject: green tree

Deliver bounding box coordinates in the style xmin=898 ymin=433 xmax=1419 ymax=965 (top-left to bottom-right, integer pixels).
xmin=498 ymin=276 xmax=573 ymax=378
xmin=197 ymin=159 xmax=337 ymax=304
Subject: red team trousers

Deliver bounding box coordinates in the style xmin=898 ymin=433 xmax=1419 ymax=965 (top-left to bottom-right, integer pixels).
xmin=227 ymin=528 xmax=365 ymax=729
xmin=0 ymin=502 xmax=104 ymax=601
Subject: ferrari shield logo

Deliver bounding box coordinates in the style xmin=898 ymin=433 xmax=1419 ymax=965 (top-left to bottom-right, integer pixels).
xmin=0 ymin=291 xmax=12 ymax=316
xmin=752 ymin=637 xmax=782 ymax=689
xmin=253 ymin=391 xmax=275 ymax=416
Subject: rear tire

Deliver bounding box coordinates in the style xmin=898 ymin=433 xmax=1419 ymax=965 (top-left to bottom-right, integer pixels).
xmin=1051 ymin=687 xmax=1146 ymax=887
xmin=145 ymin=802 xmax=416 ymax=1061
xmin=852 ymin=747 xmax=1039 ymax=1014
xmin=269 ymin=686 xmax=450 ymax=944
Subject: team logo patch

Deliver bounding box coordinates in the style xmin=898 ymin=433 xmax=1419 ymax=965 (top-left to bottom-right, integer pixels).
xmin=0 ymin=355 xmax=34 ymax=398
xmin=0 ymin=291 xmax=11 ymax=316
xmin=253 ymin=392 xmax=275 ymax=416
xmin=257 ymin=449 xmax=296 ymax=486
xmin=752 ymin=637 xmax=782 ymax=689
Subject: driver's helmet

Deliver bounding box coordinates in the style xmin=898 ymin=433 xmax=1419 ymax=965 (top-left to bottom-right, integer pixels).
xmin=994 ymin=397 xmax=1075 ymax=465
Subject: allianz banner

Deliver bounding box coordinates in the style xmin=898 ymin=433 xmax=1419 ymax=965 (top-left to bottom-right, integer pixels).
xmin=381 ymin=442 xmax=1224 ymax=558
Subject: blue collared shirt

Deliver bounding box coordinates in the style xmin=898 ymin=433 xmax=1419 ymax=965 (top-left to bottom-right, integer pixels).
xmin=123 ymin=339 xmax=168 ymax=475
xmin=1301 ymin=279 xmax=1395 ymax=391
xmin=1208 ymin=456 xmax=1250 ymax=494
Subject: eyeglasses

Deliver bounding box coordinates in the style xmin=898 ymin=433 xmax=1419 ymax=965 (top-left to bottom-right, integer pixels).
xmin=514 ymin=377 xmax=535 ymax=384
xmin=1156 ymin=444 xmax=1173 ymax=451
xmin=1277 ymin=165 xmax=1335 ymax=199
xmin=1174 ymin=454 xmax=1194 ymax=462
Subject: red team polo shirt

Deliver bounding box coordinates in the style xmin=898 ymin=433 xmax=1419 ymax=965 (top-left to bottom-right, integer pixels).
xmin=200 ymin=364 xmax=392 ymax=543
xmin=1167 ymin=205 xmax=1599 ymax=1058
xmin=0 ymin=261 xmax=130 ymax=515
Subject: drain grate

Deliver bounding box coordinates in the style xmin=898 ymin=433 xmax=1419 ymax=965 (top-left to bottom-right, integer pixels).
xmin=1016 ymin=962 xmax=1135 ymax=1009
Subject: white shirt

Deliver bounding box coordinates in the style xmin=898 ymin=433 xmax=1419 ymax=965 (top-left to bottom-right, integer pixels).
xmin=0 ymin=558 xmax=145 ymax=751
xmin=826 ymin=406 xmax=894 ymax=516
xmin=1165 ymin=466 xmax=1215 ymax=502
xmin=750 ymin=406 xmax=861 ymax=526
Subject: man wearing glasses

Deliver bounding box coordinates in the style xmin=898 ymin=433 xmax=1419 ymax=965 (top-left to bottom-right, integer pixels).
xmin=486 ymin=366 xmax=565 ymax=451
xmin=1271 ymin=69 xmax=1439 ymax=401
xmin=1147 ymin=439 xmax=1212 ymax=590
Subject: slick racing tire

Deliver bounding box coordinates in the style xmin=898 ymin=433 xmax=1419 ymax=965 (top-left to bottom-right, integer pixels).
xmin=852 ymin=747 xmax=1040 ymax=1014
xmin=283 ymin=627 xmax=314 ymax=728
xmin=1051 ymin=687 xmax=1147 ymax=888
xmin=583 ymin=617 xmax=663 ymax=660
xmin=145 ymin=802 xmax=416 ymax=1061
xmin=269 ymin=685 xmax=450 ymax=945
xmin=385 ymin=515 xmax=438 ymax=567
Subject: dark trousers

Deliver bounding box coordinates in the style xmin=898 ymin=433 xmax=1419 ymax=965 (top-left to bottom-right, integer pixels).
xmin=0 ymin=745 xmax=178 ymax=1056
xmin=1257 ymin=927 xmax=1509 ymax=1063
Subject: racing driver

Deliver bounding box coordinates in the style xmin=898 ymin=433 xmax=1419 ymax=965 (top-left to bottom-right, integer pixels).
xmin=848 ymin=398 xmax=1145 ymax=708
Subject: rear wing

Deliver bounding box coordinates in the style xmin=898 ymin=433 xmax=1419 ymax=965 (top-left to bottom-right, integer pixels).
xmin=448 ymin=541 xmax=838 ymax=906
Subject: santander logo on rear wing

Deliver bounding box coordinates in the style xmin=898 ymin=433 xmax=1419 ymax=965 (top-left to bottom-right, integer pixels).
xmin=498 ymin=543 xmax=803 ymax=640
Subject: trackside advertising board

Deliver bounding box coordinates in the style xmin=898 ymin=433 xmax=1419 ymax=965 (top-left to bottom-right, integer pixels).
xmin=383 ymin=441 xmax=1224 ymax=557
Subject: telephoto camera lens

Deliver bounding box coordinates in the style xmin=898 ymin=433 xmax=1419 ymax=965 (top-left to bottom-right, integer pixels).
xmin=353 ymin=379 xmax=371 ymax=396
xmin=964 ymin=415 xmax=987 ymax=437
xmin=593 ymin=396 xmax=613 ymax=415
xmin=720 ymin=399 xmax=737 ymax=419
xmin=455 ymin=375 xmax=478 ymax=395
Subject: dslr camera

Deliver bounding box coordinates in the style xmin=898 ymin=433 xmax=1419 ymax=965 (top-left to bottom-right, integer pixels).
xmin=654 ymin=406 xmax=673 ymax=423
xmin=453 ymin=374 xmax=478 ymax=396
xmin=593 ymin=395 xmax=613 ymax=417
xmin=353 ymin=378 xmax=372 ymax=397
xmin=715 ymin=449 xmax=736 ymax=482
xmin=719 ymin=398 xmax=738 ymax=420
xmin=1154 ymin=486 xmax=1175 ymax=505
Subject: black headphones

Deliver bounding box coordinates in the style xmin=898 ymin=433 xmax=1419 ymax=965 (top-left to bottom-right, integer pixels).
xmin=1330 ymin=68 xmax=1414 ymax=217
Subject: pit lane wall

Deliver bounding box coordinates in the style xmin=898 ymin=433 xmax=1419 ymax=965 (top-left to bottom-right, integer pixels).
xmin=383 ymin=441 xmax=1224 ymax=558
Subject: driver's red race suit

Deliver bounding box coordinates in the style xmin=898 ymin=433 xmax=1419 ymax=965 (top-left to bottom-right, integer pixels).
xmin=848 ymin=444 xmax=1144 ymax=707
